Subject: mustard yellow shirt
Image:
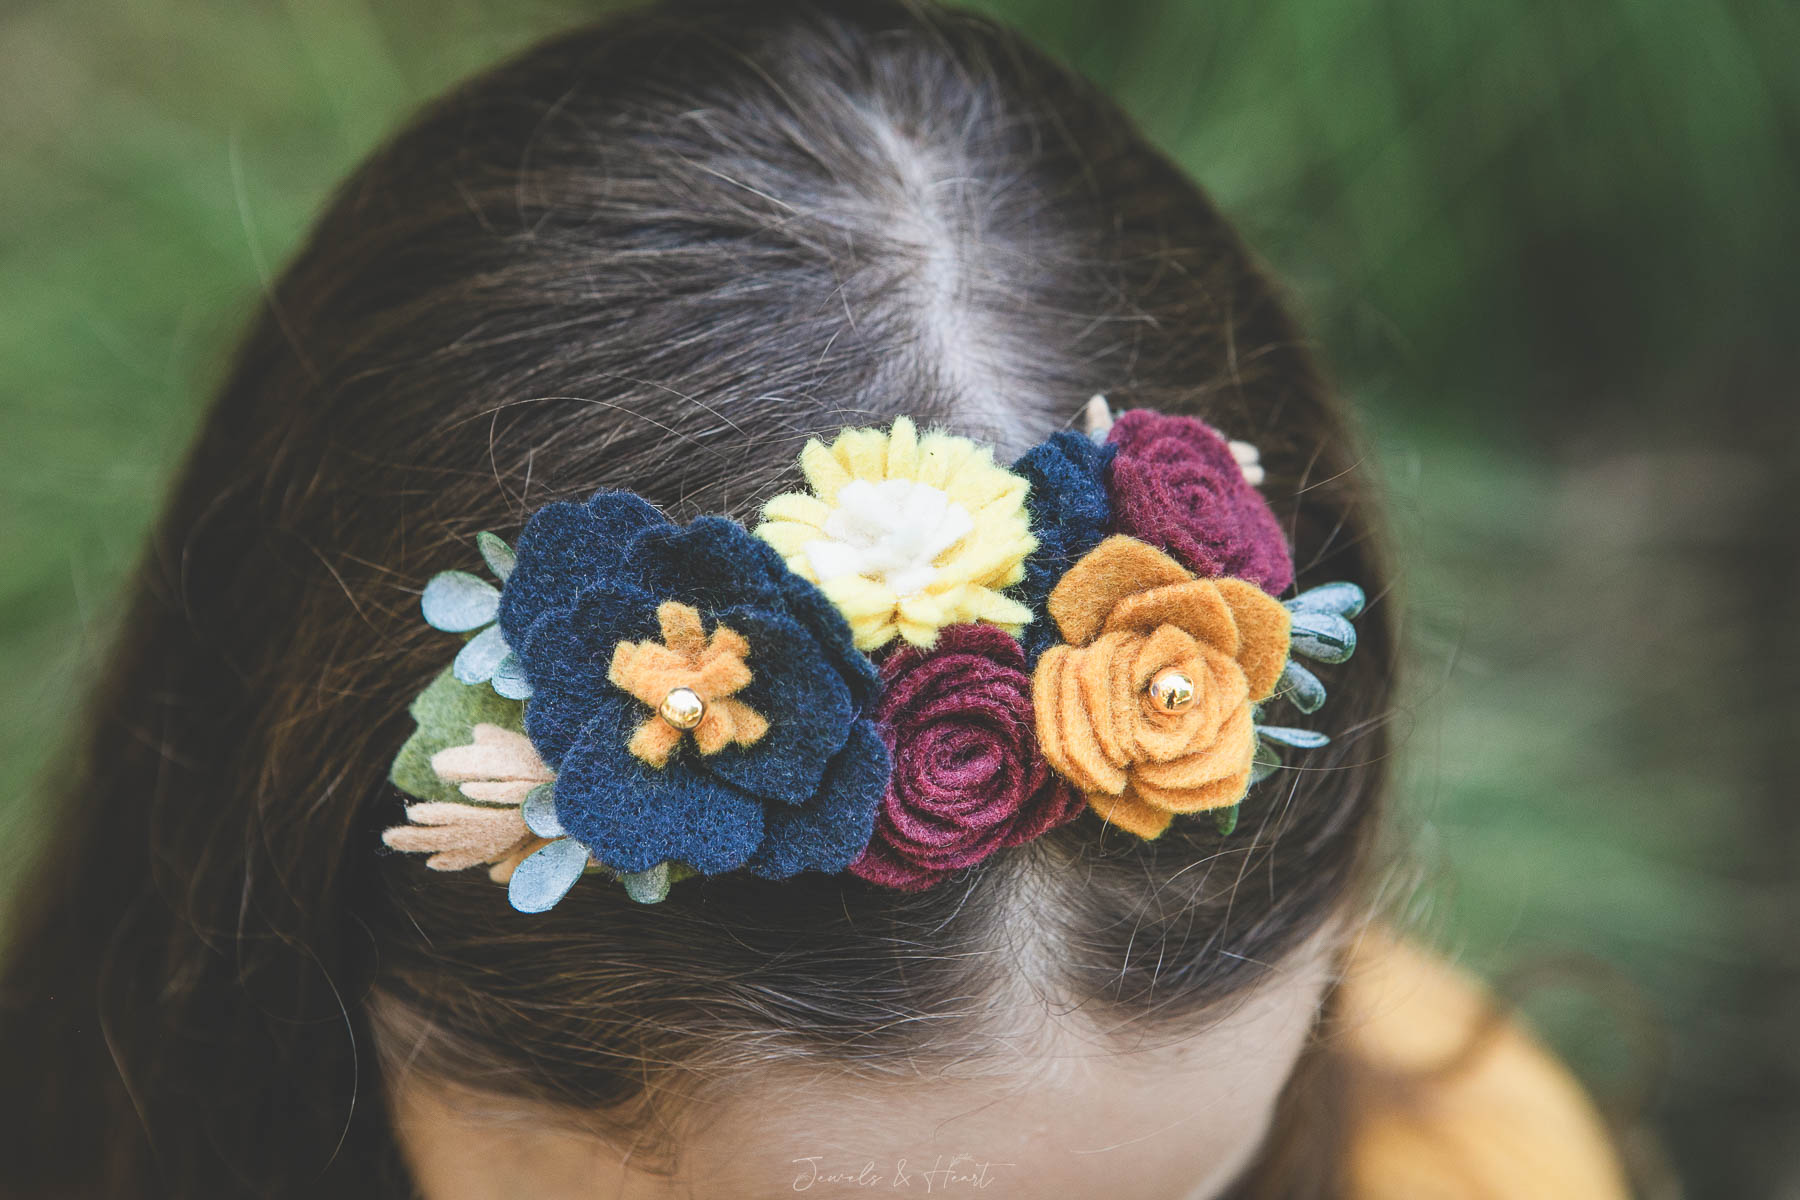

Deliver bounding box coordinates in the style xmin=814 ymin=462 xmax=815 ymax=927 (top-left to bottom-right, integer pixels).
xmin=1338 ymin=930 xmax=1633 ymax=1199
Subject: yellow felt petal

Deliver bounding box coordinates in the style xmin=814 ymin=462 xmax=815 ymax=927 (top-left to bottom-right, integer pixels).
xmin=752 ymin=519 xmax=821 ymax=564
xmin=821 ymin=574 xmax=896 ymax=622
xmin=760 ymin=492 xmax=831 ymax=529
xmin=838 ymin=427 xmax=890 ymax=480
xmin=800 ymin=439 xmax=852 ymax=500
xmin=885 ymin=415 xmax=919 ymax=476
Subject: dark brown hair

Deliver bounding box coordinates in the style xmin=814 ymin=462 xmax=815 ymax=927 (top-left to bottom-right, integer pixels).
xmin=0 ymin=2 xmax=1394 ymax=1195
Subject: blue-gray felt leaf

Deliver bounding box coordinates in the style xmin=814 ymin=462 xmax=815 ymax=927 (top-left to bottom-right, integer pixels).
xmin=523 ymin=783 xmax=564 ymax=838
xmin=1278 ymin=659 xmax=1327 ymax=713
xmin=619 ymin=862 xmax=673 ymax=904
xmin=1288 ymin=610 xmax=1356 ymax=663
xmin=1250 ymin=740 xmax=1281 ymax=783
xmin=422 ymin=571 xmax=500 ymax=632
xmin=1285 ymin=581 xmax=1365 ymax=619
xmin=452 ymin=623 xmax=510 ymax=685
xmin=489 ymin=653 xmax=534 ymax=700
xmin=508 ymin=838 xmax=590 ymax=913
xmin=1257 ymin=725 xmax=1331 ymax=749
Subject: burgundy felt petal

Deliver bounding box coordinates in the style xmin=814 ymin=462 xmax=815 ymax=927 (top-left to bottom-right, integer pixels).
xmin=849 ymin=623 xmax=1082 ymax=890
xmin=1105 ymin=410 xmax=1294 ymax=595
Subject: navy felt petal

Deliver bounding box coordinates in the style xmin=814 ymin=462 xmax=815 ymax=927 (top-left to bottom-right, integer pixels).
xmin=499 ymin=500 xmax=629 ymax=638
xmin=693 ymin=606 xmax=853 ymax=806
xmin=745 ymin=719 xmax=888 ymax=879
xmin=1011 ymin=432 xmax=1115 ymax=662
xmin=770 ymin=566 xmax=880 ymax=707
xmin=553 ymin=712 xmax=767 ymax=876
xmin=515 ymin=585 xmax=658 ymax=766
xmin=622 ymin=517 xmax=785 ymax=611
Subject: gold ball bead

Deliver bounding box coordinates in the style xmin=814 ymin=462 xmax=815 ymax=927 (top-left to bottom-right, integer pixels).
xmin=1148 ymin=669 xmax=1197 ymax=714
xmin=658 ymin=686 xmax=706 ymax=731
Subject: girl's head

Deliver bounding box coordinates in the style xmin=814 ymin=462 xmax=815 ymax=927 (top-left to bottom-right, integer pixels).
xmin=1 ymin=1 xmax=1392 ymax=1196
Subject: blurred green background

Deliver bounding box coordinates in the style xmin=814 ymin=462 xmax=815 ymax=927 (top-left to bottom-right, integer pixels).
xmin=2 ymin=1 xmax=1794 ymax=1194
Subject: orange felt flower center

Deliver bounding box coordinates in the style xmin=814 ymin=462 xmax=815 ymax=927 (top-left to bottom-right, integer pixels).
xmin=1032 ymin=536 xmax=1291 ymax=839
xmin=608 ymin=601 xmax=770 ymax=768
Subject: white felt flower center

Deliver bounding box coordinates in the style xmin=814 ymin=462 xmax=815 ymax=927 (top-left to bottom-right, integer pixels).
xmin=803 ymin=479 xmax=975 ymax=596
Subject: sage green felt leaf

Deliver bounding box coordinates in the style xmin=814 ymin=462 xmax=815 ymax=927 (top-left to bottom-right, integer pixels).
xmin=1285 ymin=581 xmax=1365 ymax=620
xmin=1289 ymin=610 xmax=1357 ymax=663
xmin=619 ymin=862 xmax=673 ymax=903
xmin=1250 ymin=739 xmax=1282 ymax=784
xmin=389 ymin=667 xmax=527 ymax=805
xmin=1257 ymin=724 xmax=1331 ymax=749
xmin=1278 ymin=659 xmax=1327 ymax=714
xmin=1214 ymin=805 xmax=1240 ymax=836
xmin=476 ymin=531 xmax=516 ymax=583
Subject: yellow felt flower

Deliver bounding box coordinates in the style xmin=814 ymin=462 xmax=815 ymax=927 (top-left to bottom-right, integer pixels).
xmin=753 ymin=417 xmax=1037 ymax=650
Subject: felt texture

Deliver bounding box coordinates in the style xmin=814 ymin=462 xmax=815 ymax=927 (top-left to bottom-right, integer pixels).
xmin=381 ymin=802 xmax=552 ymax=884
xmin=849 ymin=624 xmax=1082 ymax=890
xmin=608 ymin=601 xmax=768 ymax=767
xmin=424 ymin=535 xmax=532 ymax=697
xmin=389 ymin=668 xmax=527 ymax=808
xmin=1033 ymin=536 xmax=1291 ymax=839
xmin=1104 ymin=410 xmax=1295 ymax=596
xmin=1228 ymin=438 xmax=1266 ymax=487
xmin=497 ymin=490 xmax=887 ymax=879
xmin=385 ymin=707 xmax=557 ymax=882
xmin=422 ymin=570 xmax=500 ymax=632
xmin=508 ymin=837 xmax=593 ymax=913
xmin=753 ymin=416 xmax=1037 ymax=650
xmin=1287 ymin=579 xmax=1365 ymax=620
xmin=1010 ymin=431 xmax=1117 ymax=662
xmin=428 ymin=723 xmax=553 ymax=806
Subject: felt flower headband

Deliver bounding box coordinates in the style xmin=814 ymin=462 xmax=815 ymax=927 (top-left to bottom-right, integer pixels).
xmin=382 ymin=402 xmax=1364 ymax=910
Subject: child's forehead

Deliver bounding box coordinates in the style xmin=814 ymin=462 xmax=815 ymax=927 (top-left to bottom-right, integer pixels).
xmin=392 ymin=926 xmax=1339 ymax=1200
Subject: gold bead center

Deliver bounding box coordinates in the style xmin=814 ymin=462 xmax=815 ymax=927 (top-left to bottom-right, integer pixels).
xmin=1148 ymin=669 xmax=1197 ymax=714
xmin=659 ymin=686 xmax=706 ymax=730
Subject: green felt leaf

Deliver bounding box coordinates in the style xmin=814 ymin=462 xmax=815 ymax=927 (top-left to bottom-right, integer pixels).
xmin=1278 ymin=659 xmax=1327 ymax=714
xmin=619 ymin=862 xmax=673 ymax=903
xmin=389 ymin=667 xmax=527 ymax=805
xmin=1257 ymin=724 xmax=1331 ymax=749
xmin=1289 ymin=610 xmax=1357 ymax=663
xmin=1250 ymin=740 xmax=1282 ymax=784
xmin=1214 ymin=805 xmax=1241 ymax=836
xmin=1286 ymin=581 xmax=1365 ymax=619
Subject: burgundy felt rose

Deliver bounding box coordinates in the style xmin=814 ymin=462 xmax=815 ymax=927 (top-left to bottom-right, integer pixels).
xmin=1106 ymin=410 xmax=1294 ymax=596
xmin=849 ymin=624 xmax=1083 ymax=890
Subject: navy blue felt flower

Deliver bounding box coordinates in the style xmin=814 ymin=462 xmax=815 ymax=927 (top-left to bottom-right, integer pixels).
xmin=497 ymin=491 xmax=889 ymax=880
xmin=1010 ymin=431 xmax=1117 ymax=662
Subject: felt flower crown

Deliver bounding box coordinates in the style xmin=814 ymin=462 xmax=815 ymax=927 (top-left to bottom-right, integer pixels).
xmin=382 ymin=401 xmax=1364 ymax=911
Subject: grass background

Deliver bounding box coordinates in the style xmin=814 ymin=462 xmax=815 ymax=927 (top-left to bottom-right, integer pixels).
xmin=2 ymin=1 xmax=1795 ymax=1194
